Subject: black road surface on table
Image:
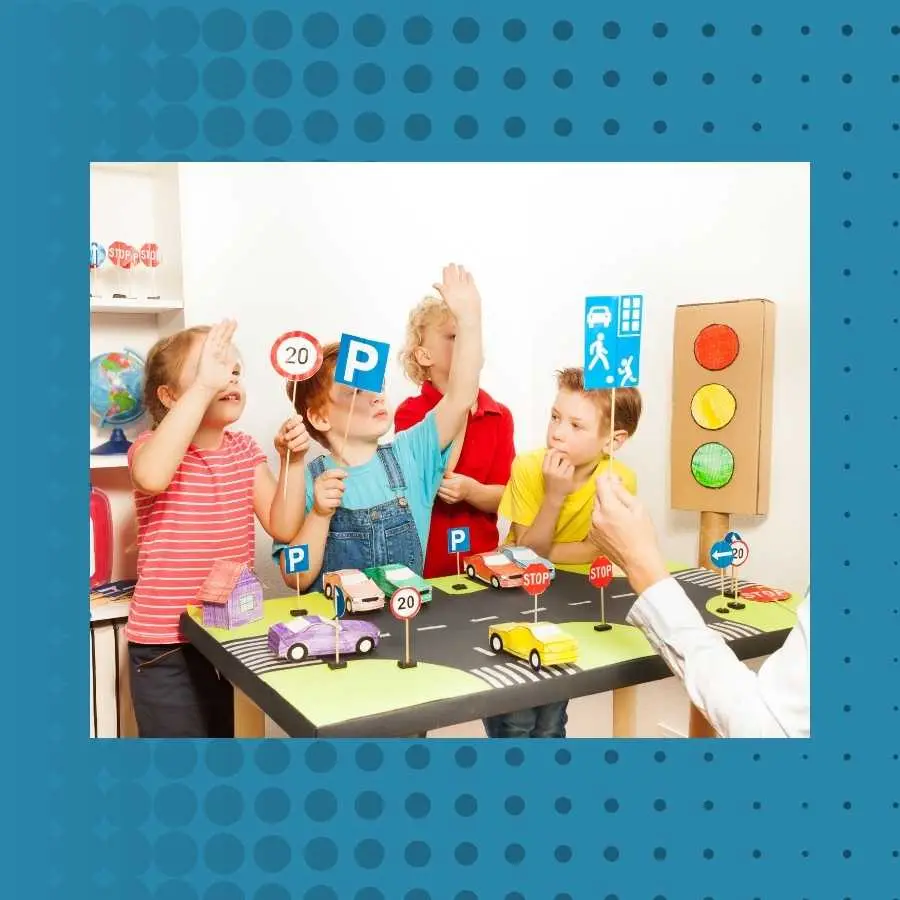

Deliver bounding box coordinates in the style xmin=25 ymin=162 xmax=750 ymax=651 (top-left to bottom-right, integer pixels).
xmin=182 ymin=568 xmax=789 ymax=738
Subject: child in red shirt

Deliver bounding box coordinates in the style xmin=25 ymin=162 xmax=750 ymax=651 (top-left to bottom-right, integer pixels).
xmin=394 ymin=296 xmax=516 ymax=577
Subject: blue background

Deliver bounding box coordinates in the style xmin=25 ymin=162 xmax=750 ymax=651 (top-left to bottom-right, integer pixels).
xmin=7 ymin=0 xmax=896 ymax=896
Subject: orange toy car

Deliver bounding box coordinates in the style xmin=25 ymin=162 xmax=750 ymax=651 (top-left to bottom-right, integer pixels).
xmin=463 ymin=551 xmax=525 ymax=589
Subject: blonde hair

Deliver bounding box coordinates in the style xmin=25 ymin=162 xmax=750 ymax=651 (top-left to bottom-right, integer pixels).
xmin=398 ymin=295 xmax=453 ymax=385
xmin=555 ymin=367 xmax=643 ymax=437
xmin=143 ymin=326 xmax=211 ymax=428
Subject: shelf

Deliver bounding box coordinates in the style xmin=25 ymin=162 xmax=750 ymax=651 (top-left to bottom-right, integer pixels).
xmin=91 ymin=297 xmax=183 ymax=314
xmin=90 ymin=454 xmax=129 ymax=469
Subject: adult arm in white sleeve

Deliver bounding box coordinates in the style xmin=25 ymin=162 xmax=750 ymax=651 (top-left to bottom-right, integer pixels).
xmin=626 ymin=578 xmax=810 ymax=738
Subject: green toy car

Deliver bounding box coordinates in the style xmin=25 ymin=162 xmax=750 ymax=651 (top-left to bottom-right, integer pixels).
xmin=363 ymin=564 xmax=433 ymax=605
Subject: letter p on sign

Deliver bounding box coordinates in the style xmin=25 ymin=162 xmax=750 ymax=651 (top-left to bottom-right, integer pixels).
xmin=285 ymin=544 xmax=310 ymax=574
xmin=335 ymin=333 xmax=390 ymax=394
xmin=447 ymin=527 xmax=471 ymax=554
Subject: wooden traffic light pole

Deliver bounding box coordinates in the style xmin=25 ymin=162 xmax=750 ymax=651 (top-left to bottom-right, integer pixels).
xmin=688 ymin=510 xmax=730 ymax=737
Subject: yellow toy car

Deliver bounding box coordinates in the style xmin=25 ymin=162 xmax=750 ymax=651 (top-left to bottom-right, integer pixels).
xmin=488 ymin=621 xmax=578 ymax=672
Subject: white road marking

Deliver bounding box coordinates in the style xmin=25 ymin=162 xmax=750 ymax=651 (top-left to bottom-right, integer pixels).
xmin=560 ymin=664 xmax=578 ymax=675
xmin=480 ymin=666 xmax=513 ymax=686
xmin=494 ymin=664 xmax=526 ymax=684
xmin=567 ymin=600 xmax=592 ymax=606
xmin=379 ymin=633 xmax=391 ymax=639
xmin=611 ymin=592 xmax=635 ymax=599
xmin=499 ymin=663 xmax=538 ymax=683
xmin=473 ymin=646 xmax=495 ymax=657
xmin=520 ymin=607 xmax=547 ymax=615
xmin=470 ymin=668 xmax=503 ymax=689
xmin=515 ymin=660 xmax=552 ymax=680
xmin=416 ymin=624 xmax=447 ymax=632
xmin=470 ymin=615 xmax=498 ymax=622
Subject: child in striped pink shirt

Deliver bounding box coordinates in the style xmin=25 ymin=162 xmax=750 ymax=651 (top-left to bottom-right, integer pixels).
xmin=127 ymin=320 xmax=308 ymax=738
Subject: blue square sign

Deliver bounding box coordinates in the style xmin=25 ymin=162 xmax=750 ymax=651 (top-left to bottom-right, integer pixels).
xmin=335 ymin=333 xmax=390 ymax=393
xmin=447 ymin=527 xmax=471 ymax=554
xmin=284 ymin=544 xmax=310 ymax=575
xmin=583 ymin=295 xmax=643 ymax=390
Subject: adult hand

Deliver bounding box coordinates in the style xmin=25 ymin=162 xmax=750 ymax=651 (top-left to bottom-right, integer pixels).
xmin=590 ymin=475 xmax=669 ymax=595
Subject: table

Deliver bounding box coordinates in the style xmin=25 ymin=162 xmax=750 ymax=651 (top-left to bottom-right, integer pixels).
xmin=181 ymin=566 xmax=801 ymax=738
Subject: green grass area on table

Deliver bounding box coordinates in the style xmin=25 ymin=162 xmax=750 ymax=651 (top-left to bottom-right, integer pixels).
xmin=186 ymin=592 xmax=336 ymax=641
xmin=262 ymin=659 xmax=491 ymax=728
xmin=429 ymin=574 xmax=488 ymax=595
xmin=555 ymin=561 xmax=693 ymax=576
xmin=559 ymin=621 xmax=656 ymax=668
xmin=706 ymin=592 xmax=802 ymax=632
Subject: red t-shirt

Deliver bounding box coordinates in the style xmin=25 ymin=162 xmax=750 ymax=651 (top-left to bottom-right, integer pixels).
xmin=126 ymin=430 xmax=267 ymax=644
xmin=394 ymin=383 xmax=516 ymax=578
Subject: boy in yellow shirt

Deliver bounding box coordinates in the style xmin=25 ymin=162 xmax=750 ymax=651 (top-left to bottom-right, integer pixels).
xmin=484 ymin=367 xmax=642 ymax=738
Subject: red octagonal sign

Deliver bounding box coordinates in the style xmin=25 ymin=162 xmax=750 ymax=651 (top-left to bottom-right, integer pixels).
xmin=522 ymin=563 xmax=551 ymax=597
xmin=589 ymin=556 xmax=614 ymax=589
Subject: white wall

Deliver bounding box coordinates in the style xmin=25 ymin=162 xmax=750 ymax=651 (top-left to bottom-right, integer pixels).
xmin=177 ymin=162 xmax=809 ymax=595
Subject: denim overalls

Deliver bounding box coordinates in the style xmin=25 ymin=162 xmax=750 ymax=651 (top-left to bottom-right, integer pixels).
xmin=306 ymin=445 xmax=424 ymax=595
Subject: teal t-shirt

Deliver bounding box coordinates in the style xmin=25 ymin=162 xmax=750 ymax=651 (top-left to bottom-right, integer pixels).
xmin=272 ymin=411 xmax=451 ymax=561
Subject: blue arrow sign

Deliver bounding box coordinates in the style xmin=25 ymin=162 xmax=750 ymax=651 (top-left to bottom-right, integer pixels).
xmin=709 ymin=540 xmax=734 ymax=569
xmin=333 ymin=586 xmax=346 ymax=619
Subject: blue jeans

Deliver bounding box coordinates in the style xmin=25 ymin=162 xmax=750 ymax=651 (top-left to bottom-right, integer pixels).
xmin=306 ymin=447 xmax=424 ymax=593
xmin=483 ymin=700 xmax=569 ymax=738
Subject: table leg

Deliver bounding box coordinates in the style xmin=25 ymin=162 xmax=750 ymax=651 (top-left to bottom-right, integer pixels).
xmin=234 ymin=686 xmax=265 ymax=738
xmin=612 ymin=686 xmax=638 ymax=737
xmin=688 ymin=703 xmax=718 ymax=738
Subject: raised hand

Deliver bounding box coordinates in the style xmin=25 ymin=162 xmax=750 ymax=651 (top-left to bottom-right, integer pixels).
xmin=195 ymin=319 xmax=238 ymax=393
xmin=432 ymin=263 xmax=482 ymax=321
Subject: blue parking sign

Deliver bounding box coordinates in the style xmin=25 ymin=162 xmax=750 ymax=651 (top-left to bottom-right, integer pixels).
xmin=583 ymin=295 xmax=643 ymax=390
xmin=284 ymin=544 xmax=310 ymax=575
xmin=335 ymin=333 xmax=390 ymax=393
xmin=447 ymin=527 xmax=471 ymax=554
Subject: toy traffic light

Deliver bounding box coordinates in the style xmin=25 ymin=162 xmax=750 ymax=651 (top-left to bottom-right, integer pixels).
xmin=671 ymin=299 xmax=776 ymax=517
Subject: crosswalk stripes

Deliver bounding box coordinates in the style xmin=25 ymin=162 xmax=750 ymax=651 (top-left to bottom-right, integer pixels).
xmin=468 ymin=658 xmax=583 ymax=689
xmin=675 ymin=568 xmax=753 ymax=592
xmin=221 ymin=635 xmax=325 ymax=675
xmin=706 ymin=620 xmax=762 ymax=641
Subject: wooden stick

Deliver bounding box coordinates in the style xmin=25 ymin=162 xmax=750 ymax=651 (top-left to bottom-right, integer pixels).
xmin=405 ymin=618 xmax=411 ymax=666
xmin=282 ymin=380 xmax=299 ymax=502
xmin=601 ymin=586 xmax=606 ymax=625
xmin=608 ymin=387 xmax=617 ymax=470
xmin=335 ymin=619 xmax=340 ymax=666
xmin=338 ymin=388 xmax=359 ymax=466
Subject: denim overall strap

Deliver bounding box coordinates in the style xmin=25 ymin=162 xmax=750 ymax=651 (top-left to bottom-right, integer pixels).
xmin=308 ymin=454 xmax=329 ymax=479
xmin=376 ymin=444 xmax=407 ymax=494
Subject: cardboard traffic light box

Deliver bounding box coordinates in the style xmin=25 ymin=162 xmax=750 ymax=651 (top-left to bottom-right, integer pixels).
xmin=671 ymin=298 xmax=776 ymax=516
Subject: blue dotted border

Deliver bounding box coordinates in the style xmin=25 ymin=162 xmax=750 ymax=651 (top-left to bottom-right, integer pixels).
xmin=7 ymin=1 xmax=898 ymax=897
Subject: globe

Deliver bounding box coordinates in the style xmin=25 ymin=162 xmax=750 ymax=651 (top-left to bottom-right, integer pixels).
xmin=90 ymin=349 xmax=146 ymax=455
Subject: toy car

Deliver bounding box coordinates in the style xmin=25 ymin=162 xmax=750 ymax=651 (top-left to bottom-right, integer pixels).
xmin=323 ymin=569 xmax=385 ymax=613
xmin=500 ymin=546 xmax=557 ymax=580
xmin=586 ymin=305 xmax=612 ymax=328
xmin=268 ymin=615 xmax=380 ymax=662
xmin=488 ymin=621 xmax=578 ymax=673
xmin=463 ymin=551 xmax=525 ymax=589
xmin=364 ymin=563 xmax=432 ymax=604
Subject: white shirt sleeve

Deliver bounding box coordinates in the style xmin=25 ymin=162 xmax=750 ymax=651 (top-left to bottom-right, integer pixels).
xmin=626 ymin=577 xmax=810 ymax=738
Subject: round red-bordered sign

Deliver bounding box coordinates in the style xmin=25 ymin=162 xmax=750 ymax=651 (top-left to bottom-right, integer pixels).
xmin=270 ymin=331 xmax=324 ymax=381
xmin=730 ymin=539 xmax=750 ymax=567
xmin=389 ymin=587 xmax=422 ymax=621
xmin=522 ymin=563 xmax=551 ymax=597
xmin=589 ymin=556 xmax=614 ymax=588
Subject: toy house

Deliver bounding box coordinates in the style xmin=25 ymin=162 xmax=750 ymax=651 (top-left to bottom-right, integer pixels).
xmin=197 ymin=560 xmax=264 ymax=629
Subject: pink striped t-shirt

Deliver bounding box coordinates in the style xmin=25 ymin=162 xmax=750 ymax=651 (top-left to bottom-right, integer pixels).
xmin=126 ymin=430 xmax=267 ymax=644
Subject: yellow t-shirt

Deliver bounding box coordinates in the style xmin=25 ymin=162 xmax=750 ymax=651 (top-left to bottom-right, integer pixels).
xmin=498 ymin=448 xmax=638 ymax=544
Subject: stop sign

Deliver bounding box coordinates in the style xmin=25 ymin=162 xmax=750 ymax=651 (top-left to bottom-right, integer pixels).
xmin=589 ymin=556 xmax=613 ymax=588
xmin=740 ymin=585 xmax=791 ymax=603
xmin=521 ymin=563 xmax=551 ymax=596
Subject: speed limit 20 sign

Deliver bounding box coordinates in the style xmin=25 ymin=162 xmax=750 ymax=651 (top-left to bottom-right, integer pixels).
xmin=389 ymin=587 xmax=422 ymax=621
xmin=730 ymin=539 xmax=750 ymax=567
xmin=270 ymin=331 xmax=324 ymax=381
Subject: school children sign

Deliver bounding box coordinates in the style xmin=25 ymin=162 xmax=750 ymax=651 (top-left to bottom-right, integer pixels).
xmin=583 ymin=295 xmax=644 ymax=391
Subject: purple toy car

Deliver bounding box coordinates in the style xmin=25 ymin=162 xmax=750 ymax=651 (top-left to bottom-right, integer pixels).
xmin=267 ymin=615 xmax=380 ymax=662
